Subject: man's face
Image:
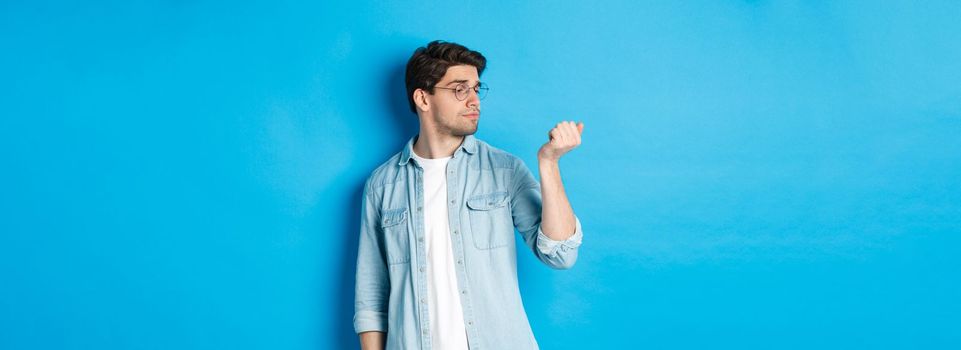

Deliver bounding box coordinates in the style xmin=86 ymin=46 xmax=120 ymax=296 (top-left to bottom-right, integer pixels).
xmin=422 ymin=65 xmax=481 ymax=137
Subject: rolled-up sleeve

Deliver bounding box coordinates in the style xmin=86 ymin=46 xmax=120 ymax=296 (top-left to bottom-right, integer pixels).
xmin=535 ymin=216 xmax=583 ymax=258
xmin=509 ymin=156 xmax=583 ymax=270
xmin=353 ymin=180 xmax=389 ymax=334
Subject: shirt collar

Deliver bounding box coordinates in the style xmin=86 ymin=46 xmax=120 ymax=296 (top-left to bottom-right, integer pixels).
xmin=398 ymin=134 xmax=477 ymax=166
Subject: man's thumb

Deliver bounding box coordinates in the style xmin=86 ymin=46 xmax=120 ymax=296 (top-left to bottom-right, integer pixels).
xmin=576 ymin=122 xmax=585 ymax=135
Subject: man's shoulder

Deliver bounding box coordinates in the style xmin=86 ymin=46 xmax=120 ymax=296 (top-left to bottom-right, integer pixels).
xmin=364 ymin=150 xmax=405 ymax=193
xmin=473 ymin=137 xmax=524 ymax=169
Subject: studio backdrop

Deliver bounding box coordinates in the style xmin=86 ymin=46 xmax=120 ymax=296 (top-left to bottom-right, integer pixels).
xmin=2 ymin=1 xmax=959 ymax=349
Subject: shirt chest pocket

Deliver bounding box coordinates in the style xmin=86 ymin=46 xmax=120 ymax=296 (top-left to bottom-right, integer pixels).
xmin=466 ymin=191 xmax=514 ymax=250
xmin=380 ymin=207 xmax=410 ymax=264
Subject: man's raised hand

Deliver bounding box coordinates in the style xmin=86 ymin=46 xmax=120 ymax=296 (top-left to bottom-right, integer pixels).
xmin=537 ymin=121 xmax=584 ymax=162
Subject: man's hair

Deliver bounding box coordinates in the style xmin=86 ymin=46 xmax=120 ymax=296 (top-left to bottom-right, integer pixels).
xmin=405 ymin=40 xmax=487 ymax=114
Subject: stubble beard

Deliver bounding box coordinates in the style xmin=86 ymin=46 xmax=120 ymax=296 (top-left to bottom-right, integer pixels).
xmin=436 ymin=113 xmax=478 ymax=137
xmin=451 ymin=120 xmax=478 ymax=136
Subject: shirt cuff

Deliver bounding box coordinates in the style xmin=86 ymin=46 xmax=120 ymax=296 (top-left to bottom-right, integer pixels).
xmin=353 ymin=310 xmax=387 ymax=334
xmin=535 ymin=216 xmax=583 ymax=257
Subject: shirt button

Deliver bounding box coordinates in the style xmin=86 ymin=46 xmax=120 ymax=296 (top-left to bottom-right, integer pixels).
xmin=461 ymin=290 xmax=467 ymax=294
xmin=418 ymin=238 xmax=424 ymax=243
xmin=417 ymin=206 xmax=422 ymax=211
xmin=420 ymin=298 xmax=426 ymax=304
xmin=457 ymin=260 xmax=462 ymax=264
xmin=450 ymin=199 xmax=455 ymax=204
xmin=419 ymin=267 xmax=425 ymax=272
xmin=468 ymin=321 xmax=473 ymax=326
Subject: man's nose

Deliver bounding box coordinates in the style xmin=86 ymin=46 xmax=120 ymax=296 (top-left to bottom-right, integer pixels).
xmin=466 ymin=89 xmax=480 ymax=108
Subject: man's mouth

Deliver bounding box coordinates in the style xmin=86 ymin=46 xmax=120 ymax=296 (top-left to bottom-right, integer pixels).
xmin=463 ymin=113 xmax=479 ymax=120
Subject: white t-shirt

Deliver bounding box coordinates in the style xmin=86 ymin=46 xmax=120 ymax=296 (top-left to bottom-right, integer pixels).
xmin=411 ymin=150 xmax=469 ymax=350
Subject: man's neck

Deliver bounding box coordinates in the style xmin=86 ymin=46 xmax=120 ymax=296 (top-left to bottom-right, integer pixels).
xmin=412 ymin=130 xmax=464 ymax=159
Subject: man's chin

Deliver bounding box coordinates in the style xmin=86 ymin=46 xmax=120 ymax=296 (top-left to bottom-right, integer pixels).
xmin=452 ymin=124 xmax=478 ymax=137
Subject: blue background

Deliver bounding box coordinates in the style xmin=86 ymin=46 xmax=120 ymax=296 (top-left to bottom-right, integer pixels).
xmin=2 ymin=1 xmax=960 ymax=349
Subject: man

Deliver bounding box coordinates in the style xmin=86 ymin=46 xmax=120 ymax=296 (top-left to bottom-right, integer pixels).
xmin=354 ymin=40 xmax=585 ymax=350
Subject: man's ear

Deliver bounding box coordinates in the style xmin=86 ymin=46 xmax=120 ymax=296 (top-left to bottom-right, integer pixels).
xmin=413 ymin=88 xmax=431 ymax=112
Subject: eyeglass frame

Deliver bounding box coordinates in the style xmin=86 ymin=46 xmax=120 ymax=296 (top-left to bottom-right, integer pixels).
xmin=432 ymin=81 xmax=489 ymax=101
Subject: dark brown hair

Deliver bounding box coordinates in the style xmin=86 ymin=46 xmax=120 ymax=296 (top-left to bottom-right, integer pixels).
xmin=405 ymin=40 xmax=487 ymax=113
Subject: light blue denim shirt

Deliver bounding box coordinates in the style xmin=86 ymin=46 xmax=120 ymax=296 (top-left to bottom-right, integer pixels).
xmin=354 ymin=134 xmax=584 ymax=350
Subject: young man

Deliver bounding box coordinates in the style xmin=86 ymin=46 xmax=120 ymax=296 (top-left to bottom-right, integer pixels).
xmin=354 ymin=40 xmax=585 ymax=350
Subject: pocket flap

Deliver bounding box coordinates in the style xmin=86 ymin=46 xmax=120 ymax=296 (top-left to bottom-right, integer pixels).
xmin=466 ymin=191 xmax=510 ymax=211
xmin=381 ymin=207 xmax=408 ymax=227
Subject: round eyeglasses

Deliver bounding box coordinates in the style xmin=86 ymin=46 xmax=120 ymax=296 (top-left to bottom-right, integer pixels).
xmin=434 ymin=82 xmax=489 ymax=101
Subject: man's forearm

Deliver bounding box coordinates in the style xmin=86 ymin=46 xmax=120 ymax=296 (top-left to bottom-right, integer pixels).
xmin=538 ymin=158 xmax=577 ymax=240
xmin=359 ymin=331 xmax=385 ymax=350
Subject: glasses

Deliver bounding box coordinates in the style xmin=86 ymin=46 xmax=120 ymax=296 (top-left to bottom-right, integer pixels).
xmin=433 ymin=82 xmax=489 ymax=101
